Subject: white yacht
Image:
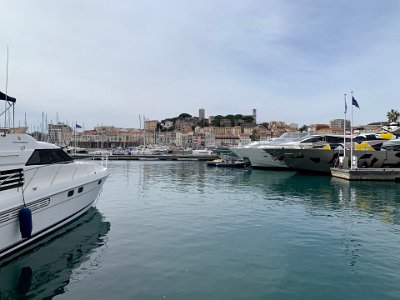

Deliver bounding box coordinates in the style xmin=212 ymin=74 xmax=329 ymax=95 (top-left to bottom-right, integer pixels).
xmin=0 ymin=97 xmax=110 ymax=261
xmin=264 ymin=133 xmax=400 ymax=174
xmin=230 ymin=132 xmax=310 ymax=169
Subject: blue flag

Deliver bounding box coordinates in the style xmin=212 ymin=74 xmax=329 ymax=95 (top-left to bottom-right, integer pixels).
xmin=76 ymin=124 xmax=82 ymax=129
xmin=352 ymin=96 xmax=360 ymax=108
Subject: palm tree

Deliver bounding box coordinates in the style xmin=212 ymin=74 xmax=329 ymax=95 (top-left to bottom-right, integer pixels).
xmin=387 ymin=109 xmax=400 ymax=124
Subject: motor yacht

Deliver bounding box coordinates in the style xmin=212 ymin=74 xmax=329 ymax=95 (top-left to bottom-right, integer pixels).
xmin=0 ymin=96 xmax=110 ymax=261
xmin=229 ymin=132 xmax=310 ymax=169
xmin=264 ymin=133 xmax=400 ymax=173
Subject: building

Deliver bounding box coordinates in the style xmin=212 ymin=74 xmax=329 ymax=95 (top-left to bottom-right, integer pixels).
xmin=330 ymin=119 xmax=351 ymax=129
xmin=309 ymin=124 xmax=330 ymax=133
xmin=316 ymin=127 xmax=344 ymax=135
xmin=199 ymin=108 xmax=205 ymax=121
xmin=48 ymin=122 xmax=73 ymax=147
xmin=144 ymin=120 xmax=158 ymax=131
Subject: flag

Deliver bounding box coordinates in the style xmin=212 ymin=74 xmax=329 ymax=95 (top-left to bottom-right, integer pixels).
xmin=352 ymin=96 xmax=360 ymax=108
xmin=0 ymin=91 xmax=16 ymax=103
xmin=76 ymin=124 xmax=82 ymax=129
xmin=344 ymin=99 xmax=348 ymax=114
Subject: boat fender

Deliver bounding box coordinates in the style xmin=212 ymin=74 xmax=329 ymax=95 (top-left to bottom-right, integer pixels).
xmin=19 ymin=207 xmax=33 ymax=238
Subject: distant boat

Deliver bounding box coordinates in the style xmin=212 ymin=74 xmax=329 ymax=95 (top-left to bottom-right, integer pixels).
xmin=207 ymin=156 xmax=248 ymax=168
xmin=192 ymin=149 xmax=214 ymax=156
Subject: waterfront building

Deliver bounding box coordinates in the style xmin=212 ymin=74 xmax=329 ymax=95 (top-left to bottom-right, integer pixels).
xmin=48 ymin=122 xmax=73 ymax=147
xmin=330 ymin=118 xmax=351 ymax=129
xmin=214 ymin=134 xmax=240 ymax=147
xmin=242 ymin=125 xmax=254 ymax=135
xmin=239 ymin=134 xmax=252 ymax=145
xmin=316 ymin=127 xmax=344 ymax=135
xmin=309 ymin=124 xmax=330 ymax=133
xmin=144 ymin=120 xmax=158 ymax=131
xmin=73 ymin=126 xmax=143 ymax=149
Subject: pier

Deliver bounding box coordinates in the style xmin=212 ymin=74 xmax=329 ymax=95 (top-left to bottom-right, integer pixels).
xmin=331 ymin=167 xmax=400 ymax=181
xmin=71 ymin=154 xmax=218 ymax=161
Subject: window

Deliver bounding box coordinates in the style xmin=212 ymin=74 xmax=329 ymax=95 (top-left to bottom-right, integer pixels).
xmin=78 ymin=187 xmax=84 ymax=193
xmin=68 ymin=190 xmax=74 ymax=197
xmin=26 ymin=149 xmax=73 ymax=166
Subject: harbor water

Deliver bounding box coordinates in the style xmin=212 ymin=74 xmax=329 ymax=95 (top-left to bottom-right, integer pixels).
xmin=2 ymin=160 xmax=400 ymax=299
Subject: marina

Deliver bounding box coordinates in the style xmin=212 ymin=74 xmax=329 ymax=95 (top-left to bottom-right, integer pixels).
xmin=2 ymin=1 xmax=400 ymax=298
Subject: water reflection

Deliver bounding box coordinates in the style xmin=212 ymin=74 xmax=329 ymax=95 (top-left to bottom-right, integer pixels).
xmin=258 ymin=171 xmax=400 ymax=224
xmin=0 ymin=208 xmax=110 ymax=299
xmin=252 ymin=172 xmax=400 ymax=271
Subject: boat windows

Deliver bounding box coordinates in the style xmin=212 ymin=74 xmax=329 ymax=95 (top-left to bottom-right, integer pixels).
xmin=301 ymin=137 xmax=322 ymax=143
xmin=310 ymin=157 xmax=321 ymax=163
xmin=26 ymin=149 xmax=73 ymax=166
xmin=67 ymin=190 xmax=74 ymax=197
xmin=78 ymin=186 xmax=84 ymax=193
xmin=325 ymin=136 xmax=345 ymax=144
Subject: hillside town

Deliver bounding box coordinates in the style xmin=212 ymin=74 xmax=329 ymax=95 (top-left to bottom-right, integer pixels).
xmin=40 ymin=108 xmax=390 ymax=151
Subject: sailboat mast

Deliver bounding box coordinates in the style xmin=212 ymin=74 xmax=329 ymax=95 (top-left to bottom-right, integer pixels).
xmin=4 ymin=46 xmax=9 ymax=130
xmin=343 ymin=93 xmax=347 ymax=160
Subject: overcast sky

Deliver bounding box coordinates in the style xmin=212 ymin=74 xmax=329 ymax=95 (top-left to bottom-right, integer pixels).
xmin=1 ymin=0 xmax=400 ymax=130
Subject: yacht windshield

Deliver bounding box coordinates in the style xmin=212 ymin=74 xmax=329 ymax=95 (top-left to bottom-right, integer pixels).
xmin=26 ymin=149 xmax=73 ymax=166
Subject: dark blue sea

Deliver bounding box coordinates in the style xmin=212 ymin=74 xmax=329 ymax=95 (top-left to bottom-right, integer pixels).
xmin=2 ymin=160 xmax=400 ymax=299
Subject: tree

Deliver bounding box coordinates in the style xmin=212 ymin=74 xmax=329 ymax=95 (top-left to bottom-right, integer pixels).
xmin=242 ymin=116 xmax=255 ymax=123
xmin=387 ymin=109 xmax=400 ymax=124
xmin=178 ymin=113 xmax=192 ymax=119
xmin=211 ymin=115 xmax=223 ymax=127
xmin=250 ymin=129 xmax=260 ymax=141
xmin=299 ymin=125 xmax=309 ymax=132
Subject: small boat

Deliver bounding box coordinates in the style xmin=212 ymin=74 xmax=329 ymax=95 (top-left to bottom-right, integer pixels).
xmin=207 ymin=156 xmax=248 ymax=168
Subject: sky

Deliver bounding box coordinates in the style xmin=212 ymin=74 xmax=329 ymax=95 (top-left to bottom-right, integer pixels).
xmin=1 ymin=0 xmax=400 ymax=130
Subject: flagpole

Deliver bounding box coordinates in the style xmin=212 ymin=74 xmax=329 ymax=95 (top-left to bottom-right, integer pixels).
xmin=344 ymin=93 xmax=347 ymax=161
xmin=4 ymin=46 xmax=9 ymax=130
xmin=74 ymin=121 xmax=77 ymax=155
xmin=350 ymin=91 xmax=354 ymax=169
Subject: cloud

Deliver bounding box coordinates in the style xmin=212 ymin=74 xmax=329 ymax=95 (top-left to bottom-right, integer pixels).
xmin=1 ymin=0 xmax=400 ymax=129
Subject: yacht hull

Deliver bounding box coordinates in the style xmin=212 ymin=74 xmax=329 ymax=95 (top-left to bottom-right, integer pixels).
xmin=230 ymin=147 xmax=288 ymax=169
xmin=0 ymin=169 xmax=110 ymax=260
xmin=265 ymin=148 xmax=400 ymax=174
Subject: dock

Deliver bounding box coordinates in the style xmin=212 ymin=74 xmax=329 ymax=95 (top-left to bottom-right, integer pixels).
xmin=71 ymin=154 xmax=218 ymax=161
xmin=331 ymin=167 xmax=400 ymax=181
